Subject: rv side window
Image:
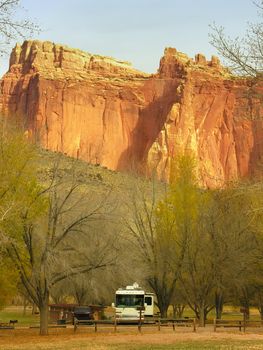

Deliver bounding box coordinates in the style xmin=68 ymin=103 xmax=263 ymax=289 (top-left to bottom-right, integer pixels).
xmin=145 ymin=296 xmax=152 ymax=306
xmin=116 ymin=295 xmax=144 ymax=307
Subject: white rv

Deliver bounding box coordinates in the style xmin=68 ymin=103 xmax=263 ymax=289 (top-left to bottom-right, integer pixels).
xmin=112 ymin=283 xmax=154 ymax=322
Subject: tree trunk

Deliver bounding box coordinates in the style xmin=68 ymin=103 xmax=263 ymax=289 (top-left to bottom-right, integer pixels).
xmin=160 ymin=308 xmax=168 ymax=318
xmin=215 ymin=291 xmax=224 ymax=319
xmin=172 ymin=304 xmax=176 ymax=318
xmin=240 ymin=287 xmax=250 ymax=320
xmin=172 ymin=304 xmax=185 ymax=318
xmin=199 ymin=303 xmax=206 ymax=327
xmin=23 ymin=297 xmax=27 ymax=317
xmin=258 ymin=298 xmax=263 ymax=322
xmin=158 ymin=301 xmax=169 ymax=318
xmin=39 ymin=295 xmax=49 ymax=336
xmin=256 ymin=292 xmax=263 ymax=321
xmin=241 ymin=302 xmax=250 ymax=320
xmin=32 ymin=303 xmax=36 ymax=315
xmin=245 ymin=307 xmax=250 ymax=320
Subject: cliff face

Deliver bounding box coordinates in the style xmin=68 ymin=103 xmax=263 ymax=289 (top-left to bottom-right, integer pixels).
xmin=1 ymin=41 xmax=263 ymax=186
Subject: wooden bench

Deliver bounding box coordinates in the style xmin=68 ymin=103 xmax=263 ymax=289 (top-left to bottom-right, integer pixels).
xmin=213 ymin=319 xmax=243 ymax=332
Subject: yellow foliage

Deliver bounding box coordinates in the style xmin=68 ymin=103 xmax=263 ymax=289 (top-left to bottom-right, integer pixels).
xmin=0 ymin=119 xmax=47 ymax=282
xmin=155 ymin=155 xmax=201 ymax=242
xmin=0 ymin=258 xmax=18 ymax=309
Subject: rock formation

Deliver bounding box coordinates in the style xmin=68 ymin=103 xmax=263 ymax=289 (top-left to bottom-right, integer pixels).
xmin=1 ymin=40 xmax=263 ymax=186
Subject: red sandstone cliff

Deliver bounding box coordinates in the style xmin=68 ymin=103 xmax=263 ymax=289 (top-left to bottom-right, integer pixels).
xmin=1 ymin=41 xmax=263 ymax=186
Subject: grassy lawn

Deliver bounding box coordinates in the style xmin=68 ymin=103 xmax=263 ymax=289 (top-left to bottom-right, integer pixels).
xmin=0 ymin=306 xmax=38 ymax=326
xmin=166 ymin=305 xmax=261 ymax=322
xmin=0 ymin=304 xmax=261 ymax=328
xmin=1 ymin=339 xmax=263 ymax=350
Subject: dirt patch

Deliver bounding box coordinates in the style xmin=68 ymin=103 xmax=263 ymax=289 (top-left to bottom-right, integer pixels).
xmin=1 ymin=326 xmax=263 ymax=349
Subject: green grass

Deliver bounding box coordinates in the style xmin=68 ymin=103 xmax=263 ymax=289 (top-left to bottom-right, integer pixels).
xmin=0 ymin=304 xmax=260 ymax=327
xmin=0 ymin=307 xmax=38 ymax=325
xmin=166 ymin=305 xmax=261 ymax=322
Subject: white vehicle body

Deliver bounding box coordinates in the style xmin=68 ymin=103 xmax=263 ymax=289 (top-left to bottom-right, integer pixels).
xmin=113 ymin=283 xmax=154 ymax=322
xmin=144 ymin=292 xmax=154 ymax=317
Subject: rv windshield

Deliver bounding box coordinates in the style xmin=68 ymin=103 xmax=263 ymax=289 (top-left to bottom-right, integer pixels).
xmin=116 ymin=294 xmax=144 ymax=308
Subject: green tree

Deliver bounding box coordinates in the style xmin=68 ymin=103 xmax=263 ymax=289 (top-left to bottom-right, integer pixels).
xmin=0 ymin=256 xmax=18 ymax=308
xmin=247 ymin=181 xmax=263 ymax=319
xmin=0 ymin=121 xmax=40 ymax=224
xmin=154 ymin=155 xmax=200 ymax=317
xmin=0 ymin=121 xmax=43 ymax=310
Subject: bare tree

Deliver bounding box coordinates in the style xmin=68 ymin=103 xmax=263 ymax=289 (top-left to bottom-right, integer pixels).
xmin=125 ymin=157 xmax=198 ymax=318
xmin=178 ymin=191 xmax=215 ymax=327
xmin=170 ymin=286 xmax=186 ymax=319
xmin=0 ymin=0 xmax=40 ymax=54
xmin=124 ymin=181 xmax=175 ymax=318
xmin=180 ymin=183 xmax=259 ymax=326
xmin=210 ymin=0 xmax=263 ymax=76
xmin=210 ymin=186 xmax=258 ymax=319
xmin=4 ymin=163 xmax=116 ymax=335
xmin=66 ymin=266 xmax=123 ymax=306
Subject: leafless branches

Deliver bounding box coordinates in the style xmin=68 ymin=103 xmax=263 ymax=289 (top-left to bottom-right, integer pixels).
xmin=209 ymin=1 xmax=263 ymax=76
xmin=0 ymin=0 xmax=40 ymax=55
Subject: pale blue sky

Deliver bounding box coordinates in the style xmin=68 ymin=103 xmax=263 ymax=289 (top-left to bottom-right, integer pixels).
xmin=1 ymin=0 xmax=260 ymax=75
